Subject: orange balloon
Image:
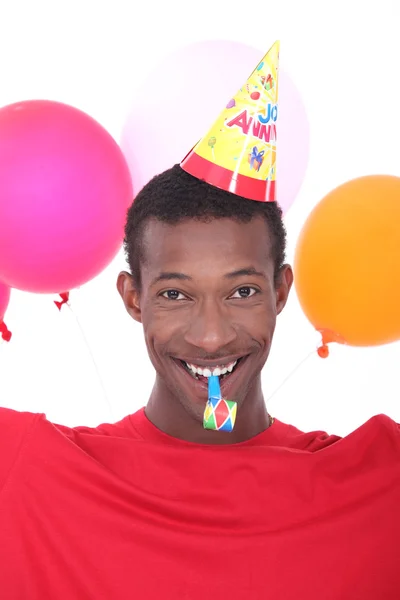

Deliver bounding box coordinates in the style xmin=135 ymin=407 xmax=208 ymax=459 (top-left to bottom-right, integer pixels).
xmin=294 ymin=175 xmax=400 ymax=347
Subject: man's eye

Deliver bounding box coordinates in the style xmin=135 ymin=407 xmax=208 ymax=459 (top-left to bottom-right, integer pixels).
xmin=161 ymin=290 xmax=186 ymax=300
xmin=230 ymin=287 xmax=258 ymax=299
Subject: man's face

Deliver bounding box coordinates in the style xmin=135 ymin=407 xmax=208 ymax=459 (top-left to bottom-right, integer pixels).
xmin=119 ymin=216 xmax=292 ymax=423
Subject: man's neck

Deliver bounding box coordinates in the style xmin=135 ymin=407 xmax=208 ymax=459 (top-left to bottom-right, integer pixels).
xmin=144 ymin=377 xmax=271 ymax=444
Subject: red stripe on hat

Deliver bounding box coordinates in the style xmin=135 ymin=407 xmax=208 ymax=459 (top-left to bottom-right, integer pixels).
xmin=181 ymin=152 xmax=276 ymax=203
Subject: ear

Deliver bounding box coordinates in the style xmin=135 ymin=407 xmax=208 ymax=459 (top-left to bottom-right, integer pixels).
xmin=116 ymin=271 xmax=142 ymax=323
xmin=275 ymin=264 xmax=293 ymax=315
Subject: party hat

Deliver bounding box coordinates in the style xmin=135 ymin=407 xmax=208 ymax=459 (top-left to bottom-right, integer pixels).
xmin=181 ymin=41 xmax=280 ymax=202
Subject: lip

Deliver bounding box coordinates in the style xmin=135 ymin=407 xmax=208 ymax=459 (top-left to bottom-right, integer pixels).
xmin=171 ymin=355 xmax=250 ymax=403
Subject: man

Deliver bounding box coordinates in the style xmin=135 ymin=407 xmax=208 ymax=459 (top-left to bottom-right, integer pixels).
xmin=1 ymin=164 xmax=399 ymax=599
xmin=1 ymin=42 xmax=399 ymax=599
xmin=118 ymin=164 xmax=292 ymax=444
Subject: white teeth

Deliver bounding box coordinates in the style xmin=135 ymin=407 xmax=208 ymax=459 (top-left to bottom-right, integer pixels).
xmin=184 ymin=360 xmax=238 ymax=377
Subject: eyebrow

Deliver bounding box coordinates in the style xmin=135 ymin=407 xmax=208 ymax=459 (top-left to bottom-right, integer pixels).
xmin=151 ymin=272 xmax=193 ymax=286
xmin=224 ymin=267 xmax=266 ymax=279
xmin=151 ymin=267 xmax=265 ymax=286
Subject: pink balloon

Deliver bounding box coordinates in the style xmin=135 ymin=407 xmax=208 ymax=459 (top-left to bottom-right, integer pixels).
xmin=0 ymin=282 xmax=10 ymax=321
xmin=121 ymin=41 xmax=310 ymax=213
xmin=0 ymin=100 xmax=133 ymax=294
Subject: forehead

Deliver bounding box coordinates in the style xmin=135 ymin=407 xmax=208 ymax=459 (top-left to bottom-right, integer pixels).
xmin=141 ymin=217 xmax=273 ymax=274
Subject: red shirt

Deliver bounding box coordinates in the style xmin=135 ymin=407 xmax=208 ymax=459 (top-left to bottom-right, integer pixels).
xmin=0 ymin=406 xmax=399 ymax=599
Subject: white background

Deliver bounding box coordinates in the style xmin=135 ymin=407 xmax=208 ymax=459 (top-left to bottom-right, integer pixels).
xmin=1 ymin=0 xmax=399 ymax=437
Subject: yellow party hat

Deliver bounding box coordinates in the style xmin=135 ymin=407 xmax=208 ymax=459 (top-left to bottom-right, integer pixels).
xmin=181 ymin=41 xmax=280 ymax=202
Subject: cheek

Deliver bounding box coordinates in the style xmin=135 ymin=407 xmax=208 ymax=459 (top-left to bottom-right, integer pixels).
xmin=229 ymin=301 xmax=276 ymax=334
xmin=142 ymin=306 xmax=188 ymax=346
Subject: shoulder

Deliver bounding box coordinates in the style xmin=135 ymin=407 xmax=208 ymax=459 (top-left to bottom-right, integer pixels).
xmin=55 ymin=412 xmax=141 ymax=440
xmin=0 ymin=407 xmax=46 ymax=488
xmin=0 ymin=407 xmax=142 ymax=491
xmin=0 ymin=406 xmax=44 ymax=443
xmin=271 ymin=413 xmax=400 ymax=454
xmin=350 ymin=413 xmax=400 ymax=455
xmin=270 ymin=419 xmax=341 ymax=451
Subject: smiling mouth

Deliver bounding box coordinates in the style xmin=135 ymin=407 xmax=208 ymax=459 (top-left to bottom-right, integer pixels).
xmin=178 ymin=358 xmax=244 ymax=382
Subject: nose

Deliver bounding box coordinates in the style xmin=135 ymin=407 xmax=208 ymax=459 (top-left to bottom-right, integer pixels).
xmin=183 ymin=298 xmax=237 ymax=354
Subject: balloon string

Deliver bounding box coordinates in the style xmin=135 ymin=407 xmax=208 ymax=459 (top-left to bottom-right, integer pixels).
xmin=64 ymin=302 xmax=115 ymax=422
xmin=266 ymin=349 xmax=316 ymax=405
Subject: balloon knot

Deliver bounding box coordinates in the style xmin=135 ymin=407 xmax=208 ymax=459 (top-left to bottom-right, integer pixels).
xmin=54 ymin=292 xmax=70 ymax=311
xmin=316 ymin=328 xmax=346 ymax=358
xmin=317 ymin=344 xmax=329 ymax=359
xmin=0 ymin=321 xmax=12 ymax=342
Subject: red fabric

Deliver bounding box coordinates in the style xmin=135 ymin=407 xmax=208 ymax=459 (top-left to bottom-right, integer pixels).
xmin=0 ymin=406 xmax=399 ymax=599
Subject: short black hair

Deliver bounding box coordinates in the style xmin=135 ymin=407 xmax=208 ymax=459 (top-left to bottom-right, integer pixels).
xmin=124 ymin=165 xmax=287 ymax=290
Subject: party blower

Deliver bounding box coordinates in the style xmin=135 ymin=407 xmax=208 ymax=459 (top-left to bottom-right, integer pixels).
xmin=203 ymin=376 xmax=237 ymax=432
xmin=180 ymin=41 xmax=280 ymax=430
